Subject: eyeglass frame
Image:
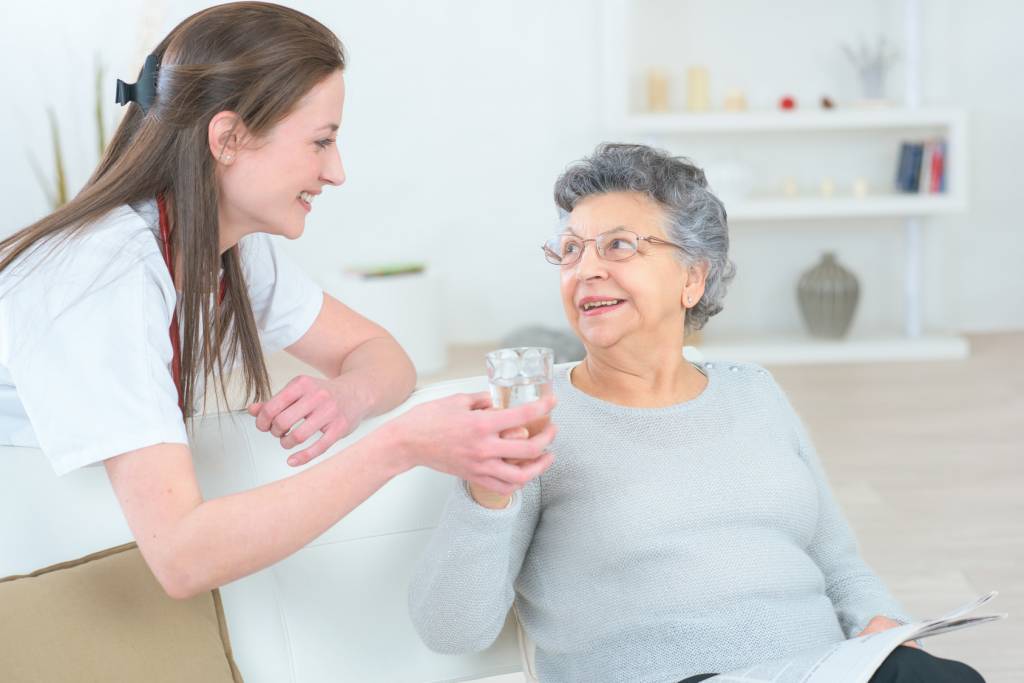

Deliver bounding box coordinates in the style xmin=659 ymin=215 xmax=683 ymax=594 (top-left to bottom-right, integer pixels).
xmin=541 ymin=227 xmax=687 ymax=266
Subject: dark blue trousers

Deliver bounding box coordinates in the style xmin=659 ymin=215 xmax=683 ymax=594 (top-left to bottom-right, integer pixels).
xmin=678 ymin=646 xmax=985 ymax=682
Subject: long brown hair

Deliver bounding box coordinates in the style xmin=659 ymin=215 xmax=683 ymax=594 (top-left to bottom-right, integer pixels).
xmin=0 ymin=2 xmax=345 ymax=419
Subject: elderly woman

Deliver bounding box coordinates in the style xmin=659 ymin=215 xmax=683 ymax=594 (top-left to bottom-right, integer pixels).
xmin=408 ymin=144 xmax=983 ymax=683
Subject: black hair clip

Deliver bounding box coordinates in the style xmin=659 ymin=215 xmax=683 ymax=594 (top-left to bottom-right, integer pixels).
xmin=115 ymin=53 xmax=159 ymax=113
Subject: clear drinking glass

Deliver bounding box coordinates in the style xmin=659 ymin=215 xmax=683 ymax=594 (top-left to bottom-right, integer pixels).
xmin=485 ymin=347 xmax=554 ymax=436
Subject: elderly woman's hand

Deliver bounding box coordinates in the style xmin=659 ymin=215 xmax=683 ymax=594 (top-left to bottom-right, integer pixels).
xmin=857 ymin=615 xmax=919 ymax=648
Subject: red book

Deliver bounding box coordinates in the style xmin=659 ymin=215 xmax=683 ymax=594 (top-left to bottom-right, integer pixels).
xmin=930 ymin=142 xmax=945 ymax=193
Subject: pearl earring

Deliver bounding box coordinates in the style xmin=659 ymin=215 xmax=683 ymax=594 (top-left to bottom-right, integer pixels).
xmin=686 ymin=296 xmax=693 ymax=306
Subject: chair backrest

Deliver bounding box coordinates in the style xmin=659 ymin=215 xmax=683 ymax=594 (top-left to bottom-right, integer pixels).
xmin=0 ymin=373 xmax=532 ymax=683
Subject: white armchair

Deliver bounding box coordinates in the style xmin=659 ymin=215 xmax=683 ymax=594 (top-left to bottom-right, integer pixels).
xmin=0 ymin=373 xmax=543 ymax=683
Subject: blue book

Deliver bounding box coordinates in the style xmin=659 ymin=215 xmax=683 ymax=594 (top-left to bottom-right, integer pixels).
xmin=895 ymin=142 xmax=913 ymax=192
xmin=908 ymin=142 xmax=925 ymax=192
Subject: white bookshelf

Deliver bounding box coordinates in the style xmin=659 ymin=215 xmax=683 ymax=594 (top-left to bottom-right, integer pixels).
xmin=728 ymin=194 xmax=964 ymax=221
xmin=621 ymin=108 xmax=965 ymax=134
xmin=618 ymin=108 xmax=970 ymax=222
xmin=601 ymin=0 xmax=970 ymax=365
xmin=689 ymin=333 xmax=969 ymax=366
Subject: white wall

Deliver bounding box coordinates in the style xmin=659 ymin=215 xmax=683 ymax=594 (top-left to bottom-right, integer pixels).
xmin=1 ymin=0 xmax=1020 ymax=344
xmin=930 ymin=2 xmax=1024 ymax=332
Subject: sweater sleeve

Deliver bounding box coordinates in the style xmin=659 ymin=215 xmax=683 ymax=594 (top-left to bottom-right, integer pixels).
xmin=765 ymin=373 xmax=914 ymax=637
xmin=408 ymin=477 xmax=541 ymax=654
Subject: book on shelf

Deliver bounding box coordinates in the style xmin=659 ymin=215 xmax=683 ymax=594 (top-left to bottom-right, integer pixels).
xmin=933 ymin=139 xmax=947 ymax=193
xmin=895 ymin=138 xmax=947 ymax=194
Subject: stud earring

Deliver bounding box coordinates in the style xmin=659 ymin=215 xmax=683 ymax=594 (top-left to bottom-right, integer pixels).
xmin=686 ymin=296 xmax=693 ymax=306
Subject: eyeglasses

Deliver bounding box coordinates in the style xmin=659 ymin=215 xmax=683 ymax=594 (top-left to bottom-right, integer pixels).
xmin=541 ymin=228 xmax=686 ymax=266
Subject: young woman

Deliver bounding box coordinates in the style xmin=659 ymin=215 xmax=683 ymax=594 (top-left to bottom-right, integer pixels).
xmin=0 ymin=2 xmax=555 ymax=599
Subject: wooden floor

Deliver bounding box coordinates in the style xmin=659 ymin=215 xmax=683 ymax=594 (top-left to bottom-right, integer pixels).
xmin=266 ymin=332 xmax=1023 ymax=682
xmin=766 ymin=332 xmax=1022 ymax=682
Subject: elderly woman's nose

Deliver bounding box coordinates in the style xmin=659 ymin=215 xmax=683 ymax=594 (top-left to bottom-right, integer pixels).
xmin=573 ymin=242 xmax=607 ymax=279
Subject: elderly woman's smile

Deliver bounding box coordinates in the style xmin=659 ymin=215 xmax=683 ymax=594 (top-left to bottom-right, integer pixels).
xmin=578 ymin=296 xmax=626 ymax=315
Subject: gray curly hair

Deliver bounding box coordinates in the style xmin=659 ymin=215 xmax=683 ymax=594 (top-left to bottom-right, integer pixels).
xmin=553 ymin=143 xmax=736 ymax=333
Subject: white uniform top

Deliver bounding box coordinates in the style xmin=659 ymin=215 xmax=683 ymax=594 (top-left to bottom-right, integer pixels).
xmin=0 ymin=199 xmax=323 ymax=475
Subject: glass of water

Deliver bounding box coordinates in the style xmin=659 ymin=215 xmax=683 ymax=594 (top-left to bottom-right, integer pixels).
xmin=485 ymin=347 xmax=554 ymax=436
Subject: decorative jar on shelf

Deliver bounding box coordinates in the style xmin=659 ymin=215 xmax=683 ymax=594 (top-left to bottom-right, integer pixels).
xmin=796 ymin=252 xmax=860 ymax=339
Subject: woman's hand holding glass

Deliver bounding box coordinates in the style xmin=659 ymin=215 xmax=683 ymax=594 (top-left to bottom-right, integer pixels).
xmin=466 ymin=425 xmax=533 ymax=509
xmin=464 ymin=346 xmax=556 ymax=508
xmin=380 ymin=392 xmax=557 ymax=496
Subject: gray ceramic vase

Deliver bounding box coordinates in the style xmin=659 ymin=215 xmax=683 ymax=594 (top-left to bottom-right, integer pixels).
xmin=797 ymin=252 xmax=860 ymax=339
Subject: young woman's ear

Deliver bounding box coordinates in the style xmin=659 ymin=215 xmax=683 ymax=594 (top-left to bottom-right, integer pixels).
xmin=208 ymin=112 xmax=247 ymax=165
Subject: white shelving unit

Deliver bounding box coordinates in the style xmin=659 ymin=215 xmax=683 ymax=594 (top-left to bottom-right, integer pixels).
xmin=618 ymin=108 xmax=969 ymax=221
xmin=728 ymin=195 xmax=963 ymax=221
xmin=621 ymin=108 xmax=966 ymax=134
xmin=693 ymin=333 xmax=968 ymax=366
xmin=601 ymin=0 xmax=970 ymax=365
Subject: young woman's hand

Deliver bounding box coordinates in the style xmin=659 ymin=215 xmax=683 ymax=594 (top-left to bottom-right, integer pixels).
xmin=380 ymin=391 xmax=557 ymax=495
xmin=248 ymin=374 xmax=367 ymax=466
xmin=856 ymin=615 xmax=919 ymax=648
xmin=467 ymin=426 xmax=530 ymax=509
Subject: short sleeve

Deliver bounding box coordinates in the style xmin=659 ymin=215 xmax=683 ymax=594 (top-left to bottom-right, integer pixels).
xmin=5 ymin=254 xmax=188 ymax=475
xmin=239 ymin=233 xmax=323 ymax=355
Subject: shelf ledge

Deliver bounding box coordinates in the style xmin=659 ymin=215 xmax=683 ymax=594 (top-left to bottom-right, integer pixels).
xmin=685 ymin=333 xmax=969 ymax=366
xmin=728 ymin=195 xmax=965 ymax=220
xmin=620 ymin=108 xmax=966 ymax=134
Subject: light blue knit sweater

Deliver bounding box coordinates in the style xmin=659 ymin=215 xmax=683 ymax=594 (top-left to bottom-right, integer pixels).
xmin=408 ymin=361 xmax=911 ymax=682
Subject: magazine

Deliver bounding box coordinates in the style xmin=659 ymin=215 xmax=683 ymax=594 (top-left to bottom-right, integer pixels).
xmin=712 ymin=592 xmax=1006 ymax=683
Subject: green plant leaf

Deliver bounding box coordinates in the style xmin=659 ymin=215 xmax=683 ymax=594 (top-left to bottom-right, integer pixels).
xmin=94 ymin=58 xmax=107 ymax=156
xmin=47 ymin=108 xmax=67 ymax=208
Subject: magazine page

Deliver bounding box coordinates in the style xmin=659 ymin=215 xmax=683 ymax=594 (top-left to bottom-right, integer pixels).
xmin=711 ymin=592 xmax=1005 ymax=683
